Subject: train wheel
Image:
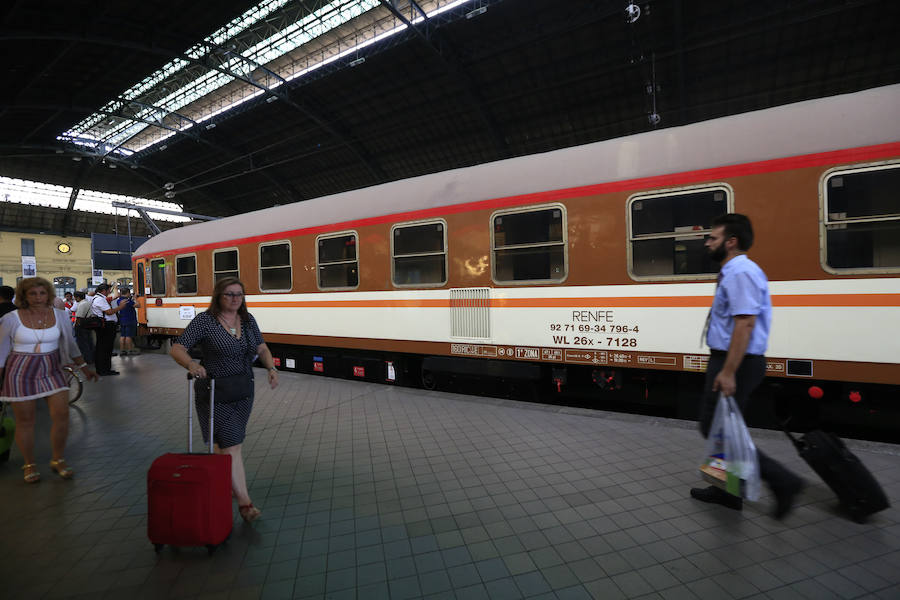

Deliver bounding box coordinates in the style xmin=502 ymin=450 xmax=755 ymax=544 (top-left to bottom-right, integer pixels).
xmin=421 ymin=369 xmax=437 ymax=390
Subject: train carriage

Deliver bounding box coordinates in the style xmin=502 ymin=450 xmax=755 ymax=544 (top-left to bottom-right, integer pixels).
xmin=133 ymin=84 xmax=900 ymax=432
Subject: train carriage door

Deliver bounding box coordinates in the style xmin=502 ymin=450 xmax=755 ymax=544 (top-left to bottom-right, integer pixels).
xmin=135 ymin=260 xmax=147 ymax=323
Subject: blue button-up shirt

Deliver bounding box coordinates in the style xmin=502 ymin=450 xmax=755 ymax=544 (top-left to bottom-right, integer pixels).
xmin=706 ymin=254 xmax=771 ymax=355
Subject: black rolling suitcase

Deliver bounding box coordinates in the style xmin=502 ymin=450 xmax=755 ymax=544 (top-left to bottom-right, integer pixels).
xmin=784 ymin=428 xmax=889 ymax=522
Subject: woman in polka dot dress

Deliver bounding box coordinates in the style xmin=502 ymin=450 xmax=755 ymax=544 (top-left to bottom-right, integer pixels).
xmin=170 ymin=277 xmax=279 ymax=522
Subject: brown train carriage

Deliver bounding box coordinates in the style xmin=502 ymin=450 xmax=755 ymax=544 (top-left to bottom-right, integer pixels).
xmin=134 ymin=85 xmax=900 ymax=434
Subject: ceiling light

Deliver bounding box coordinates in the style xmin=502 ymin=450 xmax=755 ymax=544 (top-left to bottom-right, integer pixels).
xmin=349 ymin=57 xmax=365 ymax=67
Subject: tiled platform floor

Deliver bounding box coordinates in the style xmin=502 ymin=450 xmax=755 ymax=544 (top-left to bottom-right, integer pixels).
xmin=1 ymin=353 xmax=898 ymax=600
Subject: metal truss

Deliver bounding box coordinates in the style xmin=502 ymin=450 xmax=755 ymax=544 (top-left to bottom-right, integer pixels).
xmin=378 ymin=0 xmax=510 ymax=158
xmin=0 ymin=142 xmax=226 ymax=233
xmin=4 ymin=1 xmax=510 ymax=198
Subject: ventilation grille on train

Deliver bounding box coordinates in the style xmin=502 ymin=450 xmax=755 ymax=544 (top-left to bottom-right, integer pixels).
xmin=449 ymin=288 xmax=491 ymax=339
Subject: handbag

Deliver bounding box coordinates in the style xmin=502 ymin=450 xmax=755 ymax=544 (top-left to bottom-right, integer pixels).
xmin=194 ymin=372 xmax=254 ymax=404
xmin=81 ymin=297 xmax=106 ymax=329
xmin=699 ymin=394 xmax=761 ymax=501
xmin=80 ymin=315 xmax=105 ymax=329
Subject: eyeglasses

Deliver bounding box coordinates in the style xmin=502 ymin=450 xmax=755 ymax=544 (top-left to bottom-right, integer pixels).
xmin=222 ymin=292 xmax=244 ymax=298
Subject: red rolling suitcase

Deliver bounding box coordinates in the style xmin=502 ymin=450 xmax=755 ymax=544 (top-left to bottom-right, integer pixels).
xmin=148 ymin=375 xmax=233 ymax=554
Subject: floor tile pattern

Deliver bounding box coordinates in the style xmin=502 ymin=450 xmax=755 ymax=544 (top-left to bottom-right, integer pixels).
xmin=1 ymin=353 xmax=898 ymax=599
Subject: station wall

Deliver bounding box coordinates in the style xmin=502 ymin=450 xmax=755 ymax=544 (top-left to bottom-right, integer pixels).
xmin=0 ymin=230 xmax=132 ymax=293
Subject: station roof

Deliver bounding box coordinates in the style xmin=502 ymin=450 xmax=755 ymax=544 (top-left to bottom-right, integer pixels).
xmin=1 ymin=0 xmax=899 ymax=236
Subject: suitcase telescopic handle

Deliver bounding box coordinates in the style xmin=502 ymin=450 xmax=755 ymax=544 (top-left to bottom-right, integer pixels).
xmin=187 ymin=373 xmax=215 ymax=454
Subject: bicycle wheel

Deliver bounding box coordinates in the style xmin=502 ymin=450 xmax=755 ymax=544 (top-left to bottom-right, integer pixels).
xmin=63 ymin=366 xmax=84 ymax=404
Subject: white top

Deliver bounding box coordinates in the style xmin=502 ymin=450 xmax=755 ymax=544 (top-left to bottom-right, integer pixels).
xmin=0 ymin=308 xmax=81 ymax=365
xmin=13 ymin=322 xmax=61 ymax=353
xmin=90 ymin=295 xmax=117 ymax=322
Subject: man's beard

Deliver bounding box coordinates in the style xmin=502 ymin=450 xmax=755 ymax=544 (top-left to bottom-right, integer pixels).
xmin=708 ymin=243 xmax=727 ymax=263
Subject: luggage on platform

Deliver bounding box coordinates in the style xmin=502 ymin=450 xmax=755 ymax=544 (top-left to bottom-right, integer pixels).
xmin=784 ymin=427 xmax=889 ymax=523
xmin=147 ymin=375 xmax=232 ymax=554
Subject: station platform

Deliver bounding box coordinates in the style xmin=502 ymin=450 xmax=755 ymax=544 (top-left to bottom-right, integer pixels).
xmin=1 ymin=353 xmax=898 ymax=600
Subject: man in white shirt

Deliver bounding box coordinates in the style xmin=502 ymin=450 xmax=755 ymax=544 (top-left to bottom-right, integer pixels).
xmin=73 ymin=291 xmax=94 ymax=364
xmin=90 ymin=283 xmax=126 ymax=376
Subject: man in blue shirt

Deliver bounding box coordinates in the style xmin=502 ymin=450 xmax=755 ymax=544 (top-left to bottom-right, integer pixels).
xmin=116 ymin=287 xmax=140 ymax=356
xmin=691 ymin=214 xmax=804 ymax=519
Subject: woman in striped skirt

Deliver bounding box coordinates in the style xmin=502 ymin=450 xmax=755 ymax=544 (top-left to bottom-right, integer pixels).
xmin=0 ymin=278 xmax=98 ymax=483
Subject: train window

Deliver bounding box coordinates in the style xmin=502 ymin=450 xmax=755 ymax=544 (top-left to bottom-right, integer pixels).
xmin=823 ymin=164 xmax=900 ymax=271
xmin=492 ymin=206 xmax=567 ymax=283
xmin=259 ymin=241 xmax=292 ymax=291
xmin=317 ymin=232 xmax=358 ymax=289
xmin=392 ymin=221 xmax=447 ymax=287
xmin=628 ymin=186 xmax=730 ymax=278
xmin=175 ymin=254 xmax=197 ymax=294
xmin=150 ymin=258 xmax=166 ymax=295
xmin=213 ymin=248 xmax=239 ymax=283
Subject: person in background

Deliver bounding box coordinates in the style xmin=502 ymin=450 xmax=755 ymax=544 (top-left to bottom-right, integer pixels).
xmin=0 ymin=277 xmax=98 ymax=483
xmin=691 ymin=213 xmax=804 ymax=519
xmin=90 ymin=283 xmax=126 ymax=376
xmin=64 ymin=291 xmax=76 ymax=325
xmin=72 ymin=291 xmax=94 ymax=365
xmin=116 ymin=287 xmax=140 ymax=356
xmin=169 ymin=277 xmax=279 ymax=523
xmin=0 ymin=286 xmax=15 ymax=318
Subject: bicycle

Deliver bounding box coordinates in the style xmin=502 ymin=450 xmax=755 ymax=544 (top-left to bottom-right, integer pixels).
xmin=63 ymin=366 xmax=84 ymax=405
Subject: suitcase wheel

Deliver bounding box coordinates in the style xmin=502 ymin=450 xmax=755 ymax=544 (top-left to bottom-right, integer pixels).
xmin=153 ymin=544 xmax=164 ymax=553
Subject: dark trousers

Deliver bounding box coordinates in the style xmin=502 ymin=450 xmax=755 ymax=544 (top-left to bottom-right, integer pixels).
xmin=699 ymin=352 xmax=796 ymax=490
xmin=94 ymin=322 xmax=117 ymax=373
xmin=74 ymin=325 xmax=95 ymax=364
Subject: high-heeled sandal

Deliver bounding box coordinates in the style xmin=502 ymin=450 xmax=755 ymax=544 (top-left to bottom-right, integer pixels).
xmin=22 ymin=463 xmax=40 ymax=483
xmin=239 ymin=504 xmax=261 ymax=523
xmin=49 ymin=458 xmax=74 ymax=479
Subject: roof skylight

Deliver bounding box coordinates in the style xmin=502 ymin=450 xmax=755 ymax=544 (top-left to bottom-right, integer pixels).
xmin=0 ymin=177 xmax=191 ymax=222
xmin=58 ymin=0 xmax=381 ymax=155
xmin=58 ymin=1 xmax=477 ymax=156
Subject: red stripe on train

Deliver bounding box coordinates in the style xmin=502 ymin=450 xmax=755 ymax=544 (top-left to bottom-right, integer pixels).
xmin=133 ymin=141 xmax=900 ymax=260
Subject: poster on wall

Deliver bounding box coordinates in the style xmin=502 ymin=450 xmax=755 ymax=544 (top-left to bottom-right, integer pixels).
xmin=22 ymin=256 xmax=36 ymax=277
xmin=92 ymin=269 xmax=104 ymax=285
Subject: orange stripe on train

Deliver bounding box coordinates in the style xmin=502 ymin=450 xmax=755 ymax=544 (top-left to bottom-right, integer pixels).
xmin=160 ymin=293 xmax=900 ymax=310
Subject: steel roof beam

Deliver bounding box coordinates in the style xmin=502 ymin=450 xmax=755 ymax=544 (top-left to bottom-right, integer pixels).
xmin=2 ymin=99 xmax=299 ymax=207
xmin=60 ymin=159 xmax=90 ymax=236
xmin=378 ymin=0 xmax=510 ymax=158
xmin=194 ymin=38 xmax=387 ymax=183
xmin=0 ymin=142 xmax=227 ymax=215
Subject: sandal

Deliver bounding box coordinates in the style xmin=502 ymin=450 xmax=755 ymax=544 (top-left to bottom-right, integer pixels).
xmin=49 ymin=458 xmax=74 ymax=479
xmin=22 ymin=463 xmax=40 ymax=484
xmin=239 ymin=504 xmax=261 ymax=523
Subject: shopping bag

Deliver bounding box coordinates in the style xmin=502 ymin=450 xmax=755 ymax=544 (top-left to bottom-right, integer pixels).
xmin=699 ymin=394 xmax=761 ymax=501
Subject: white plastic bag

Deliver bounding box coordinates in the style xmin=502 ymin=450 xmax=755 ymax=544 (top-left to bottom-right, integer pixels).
xmin=699 ymin=394 xmax=761 ymax=501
